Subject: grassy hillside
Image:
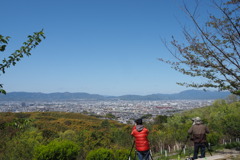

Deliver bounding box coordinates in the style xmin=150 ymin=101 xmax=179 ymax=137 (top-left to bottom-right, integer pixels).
xmin=0 ymin=112 xmax=133 ymax=159
xmin=0 ymin=100 xmax=239 ymax=159
xmin=147 ymin=100 xmax=240 ymax=159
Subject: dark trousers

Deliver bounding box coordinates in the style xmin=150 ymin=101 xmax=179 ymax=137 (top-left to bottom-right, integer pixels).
xmin=136 ymin=150 xmax=150 ymax=160
xmin=193 ymin=143 xmax=206 ymax=159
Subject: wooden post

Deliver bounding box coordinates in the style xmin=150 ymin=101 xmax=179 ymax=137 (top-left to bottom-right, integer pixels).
xmin=165 ymin=150 xmax=168 ymax=157
xmin=184 ymin=145 xmax=186 ymax=155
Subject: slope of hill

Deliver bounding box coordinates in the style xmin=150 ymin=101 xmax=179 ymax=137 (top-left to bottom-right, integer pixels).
xmin=0 ymin=111 xmax=132 ymax=159
xmin=0 ymin=101 xmax=239 ymax=159
xmin=120 ymin=90 xmax=230 ymax=100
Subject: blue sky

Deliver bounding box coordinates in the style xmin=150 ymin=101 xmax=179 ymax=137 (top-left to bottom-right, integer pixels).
xmin=1 ymin=0 xmax=217 ymax=96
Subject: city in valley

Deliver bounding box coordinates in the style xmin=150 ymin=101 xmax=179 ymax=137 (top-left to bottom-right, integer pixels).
xmin=0 ymin=99 xmax=214 ymax=124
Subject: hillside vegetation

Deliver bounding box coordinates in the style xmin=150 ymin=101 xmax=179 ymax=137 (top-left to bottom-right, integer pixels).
xmin=148 ymin=100 xmax=240 ymax=154
xmin=0 ymin=100 xmax=239 ymax=159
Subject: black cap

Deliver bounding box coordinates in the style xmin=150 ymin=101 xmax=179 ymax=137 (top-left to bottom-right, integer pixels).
xmin=135 ymin=118 xmax=143 ymax=125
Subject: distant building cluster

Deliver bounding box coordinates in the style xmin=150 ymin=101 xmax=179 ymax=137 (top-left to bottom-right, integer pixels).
xmin=0 ymin=99 xmax=214 ymax=123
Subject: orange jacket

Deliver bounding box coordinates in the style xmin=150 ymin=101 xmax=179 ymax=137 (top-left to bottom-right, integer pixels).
xmin=131 ymin=125 xmax=150 ymax=151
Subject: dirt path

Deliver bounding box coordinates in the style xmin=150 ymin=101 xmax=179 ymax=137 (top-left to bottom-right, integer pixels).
xmin=152 ymin=149 xmax=240 ymax=160
xmin=191 ymin=149 xmax=240 ymax=160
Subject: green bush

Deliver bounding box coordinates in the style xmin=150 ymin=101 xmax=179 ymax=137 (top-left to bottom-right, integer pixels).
xmin=42 ymin=129 xmax=59 ymax=139
xmin=207 ymin=132 xmax=221 ymax=145
xmin=114 ymin=149 xmax=134 ymax=160
xmin=86 ymin=148 xmax=114 ymax=160
xmin=225 ymin=142 xmax=240 ymax=149
xmin=86 ymin=148 xmax=134 ymax=160
xmin=34 ymin=139 xmax=79 ymax=160
xmin=2 ymin=128 xmax=42 ymax=160
xmin=59 ymin=130 xmax=77 ymax=142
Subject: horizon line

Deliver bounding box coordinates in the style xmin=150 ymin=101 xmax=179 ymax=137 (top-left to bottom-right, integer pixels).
xmin=4 ymin=89 xmax=228 ymax=97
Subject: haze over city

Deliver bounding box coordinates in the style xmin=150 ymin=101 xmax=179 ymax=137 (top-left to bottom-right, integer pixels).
xmin=1 ymin=0 xmax=219 ymax=96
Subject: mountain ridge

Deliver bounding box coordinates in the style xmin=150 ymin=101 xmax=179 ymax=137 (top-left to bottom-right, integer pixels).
xmin=0 ymin=89 xmax=230 ymax=101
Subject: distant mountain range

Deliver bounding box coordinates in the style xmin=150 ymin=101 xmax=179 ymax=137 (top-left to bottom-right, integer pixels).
xmin=0 ymin=90 xmax=230 ymax=101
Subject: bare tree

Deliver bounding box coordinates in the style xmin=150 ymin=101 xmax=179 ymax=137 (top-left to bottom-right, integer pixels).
xmin=159 ymin=0 xmax=240 ymax=95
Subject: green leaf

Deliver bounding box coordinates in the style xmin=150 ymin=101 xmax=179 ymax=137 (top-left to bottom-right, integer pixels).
xmin=0 ymin=45 xmax=6 ymax=51
xmin=0 ymin=89 xmax=6 ymax=95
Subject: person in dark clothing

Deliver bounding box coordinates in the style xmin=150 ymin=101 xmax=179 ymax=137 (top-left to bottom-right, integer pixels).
xmin=188 ymin=117 xmax=210 ymax=159
xmin=131 ymin=118 xmax=150 ymax=160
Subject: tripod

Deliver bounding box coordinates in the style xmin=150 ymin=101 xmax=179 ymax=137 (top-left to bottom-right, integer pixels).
xmin=127 ymin=141 xmax=153 ymax=160
xmin=149 ymin=150 xmax=154 ymax=160
xmin=127 ymin=141 xmax=135 ymax=160
xmin=205 ymin=142 xmax=212 ymax=156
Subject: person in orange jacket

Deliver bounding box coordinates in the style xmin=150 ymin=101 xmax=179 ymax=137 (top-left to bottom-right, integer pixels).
xmin=131 ymin=118 xmax=150 ymax=160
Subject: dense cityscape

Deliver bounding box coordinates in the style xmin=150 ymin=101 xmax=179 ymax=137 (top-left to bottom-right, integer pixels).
xmin=0 ymin=99 xmax=214 ymax=123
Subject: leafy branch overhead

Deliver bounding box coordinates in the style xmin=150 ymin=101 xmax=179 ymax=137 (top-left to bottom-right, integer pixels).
xmin=160 ymin=0 xmax=240 ymax=95
xmin=0 ymin=30 xmax=45 ymax=94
